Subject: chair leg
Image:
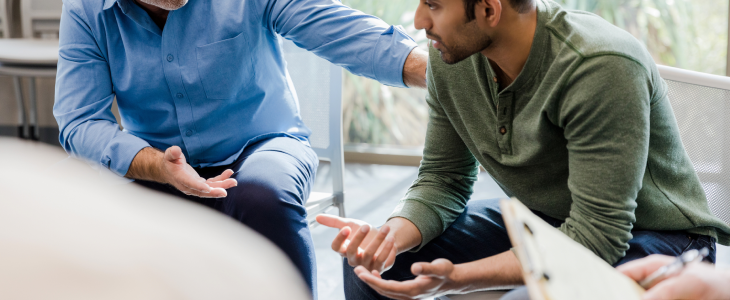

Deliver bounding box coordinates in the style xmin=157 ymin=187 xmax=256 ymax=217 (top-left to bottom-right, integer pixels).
xmin=336 ymin=196 xmax=346 ymax=218
xmin=13 ymin=76 xmax=28 ymax=139
xmin=28 ymin=77 xmax=39 ymax=140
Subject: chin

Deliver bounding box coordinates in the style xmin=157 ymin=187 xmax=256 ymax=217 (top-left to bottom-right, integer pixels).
xmin=438 ymin=52 xmax=460 ymax=65
xmin=140 ymin=0 xmax=189 ymax=10
xmin=439 ymin=48 xmax=477 ymax=65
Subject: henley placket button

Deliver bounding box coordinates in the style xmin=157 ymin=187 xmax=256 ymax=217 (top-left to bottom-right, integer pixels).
xmin=176 ymin=93 xmax=184 ymax=99
xmin=185 ymin=130 xmax=193 ymax=137
xmin=499 ymin=126 xmax=507 ymax=135
xmin=167 ymin=54 xmax=174 ymax=62
xmin=493 ymin=77 xmax=498 ymax=83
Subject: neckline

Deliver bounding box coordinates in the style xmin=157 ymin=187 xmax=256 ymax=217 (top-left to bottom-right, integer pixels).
xmin=486 ymin=0 xmax=550 ymax=94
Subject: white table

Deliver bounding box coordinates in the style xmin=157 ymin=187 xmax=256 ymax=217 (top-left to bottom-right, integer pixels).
xmin=0 ymin=39 xmax=58 ymax=140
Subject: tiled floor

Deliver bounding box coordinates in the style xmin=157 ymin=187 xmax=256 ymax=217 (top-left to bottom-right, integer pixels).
xmin=311 ymin=162 xmax=730 ymax=300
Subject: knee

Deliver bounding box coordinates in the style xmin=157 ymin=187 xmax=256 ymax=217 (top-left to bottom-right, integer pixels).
xmin=224 ymin=179 xmax=307 ymax=221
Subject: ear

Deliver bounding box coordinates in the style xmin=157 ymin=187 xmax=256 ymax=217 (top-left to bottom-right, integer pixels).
xmin=475 ymin=0 xmax=502 ymax=28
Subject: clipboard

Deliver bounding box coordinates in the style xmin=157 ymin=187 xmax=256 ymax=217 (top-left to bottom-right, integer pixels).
xmin=500 ymin=198 xmax=645 ymax=300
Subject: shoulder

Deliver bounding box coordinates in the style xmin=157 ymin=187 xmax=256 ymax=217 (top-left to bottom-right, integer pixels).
xmin=62 ymin=0 xmax=109 ymax=25
xmin=542 ymin=0 xmax=654 ymax=71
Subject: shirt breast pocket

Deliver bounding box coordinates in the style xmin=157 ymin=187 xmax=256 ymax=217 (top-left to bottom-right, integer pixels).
xmin=196 ymin=32 xmax=254 ymax=100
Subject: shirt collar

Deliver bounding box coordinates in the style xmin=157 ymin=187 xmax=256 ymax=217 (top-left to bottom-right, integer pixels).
xmin=102 ymin=0 xmax=118 ymax=10
xmin=103 ymin=0 xmax=130 ymax=13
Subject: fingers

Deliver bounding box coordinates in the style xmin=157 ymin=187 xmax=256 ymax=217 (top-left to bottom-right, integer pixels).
xmin=617 ymin=255 xmax=674 ymax=282
xmin=331 ymin=226 xmax=352 ymax=254
xmin=382 ymin=245 xmax=397 ymax=272
xmin=355 ymin=266 xmax=432 ymax=299
xmin=412 ymin=258 xmax=453 ymax=277
xmin=642 ymin=276 xmax=686 ymax=300
xmin=354 ymin=265 xmax=372 ymax=278
xmin=347 ymin=225 xmax=371 ymax=265
xmin=316 ymin=214 xmax=350 ymax=229
xmin=175 ymin=168 xmax=231 ymax=198
xmin=179 ymin=172 xmax=212 ymax=194
xmin=206 ymin=187 xmax=227 ymax=197
xmin=362 ymin=226 xmax=390 ymax=269
xmin=178 ymin=185 xmax=227 ymax=198
xmin=373 ymin=236 xmax=395 ymax=271
xmin=207 ymin=169 xmax=234 ymax=182
xmin=164 ymin=146 xmax=185 ymax=164
xmin=200 ymin=170 xmax=237 ymax=190
xmin=207 ymin=178 xmax=238 ymax=189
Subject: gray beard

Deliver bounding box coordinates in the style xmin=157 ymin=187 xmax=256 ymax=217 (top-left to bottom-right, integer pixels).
xmin=138 ymin=0 xmax=188 ymax=10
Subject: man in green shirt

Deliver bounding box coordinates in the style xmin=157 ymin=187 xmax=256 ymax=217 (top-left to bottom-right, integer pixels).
xmin=318 ymin=0 xmax=730 ymax=298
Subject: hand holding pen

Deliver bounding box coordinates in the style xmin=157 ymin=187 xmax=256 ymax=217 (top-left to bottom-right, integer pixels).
xmin=638 ymin=248 xmax=709 ymax=289
xmin=618 ymin=248 xmax=730 ymax=300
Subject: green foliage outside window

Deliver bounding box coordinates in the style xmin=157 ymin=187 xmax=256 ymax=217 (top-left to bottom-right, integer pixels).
xmin=341 ymin=0 xmax=729 ymax=147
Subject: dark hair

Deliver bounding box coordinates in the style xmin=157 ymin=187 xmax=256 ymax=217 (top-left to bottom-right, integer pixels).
xmin=464 ymin=0 xmax=534 ymax=21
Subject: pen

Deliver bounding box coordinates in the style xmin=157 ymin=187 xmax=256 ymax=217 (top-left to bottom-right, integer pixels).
xmin=639 ymin=247 xmax=710 ymax=289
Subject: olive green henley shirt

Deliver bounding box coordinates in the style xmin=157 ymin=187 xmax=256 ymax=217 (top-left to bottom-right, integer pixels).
xmin=390 ymin=0 xmax=730 ymax=264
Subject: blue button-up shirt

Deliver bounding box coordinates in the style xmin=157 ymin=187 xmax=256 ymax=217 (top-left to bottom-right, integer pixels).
xmin=54 ymin=0 xmax=417 ymax=176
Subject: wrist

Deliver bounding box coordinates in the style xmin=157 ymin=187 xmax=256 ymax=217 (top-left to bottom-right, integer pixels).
xmin=154 ymin=151 xmax=169 ymax=184
xmin=126 ymin=147 xmax=167 ymax=183
xmin=384 ymin=217 xmax=422 ymax=254
xmin=450 ymin=263 xmax=475 ymax=293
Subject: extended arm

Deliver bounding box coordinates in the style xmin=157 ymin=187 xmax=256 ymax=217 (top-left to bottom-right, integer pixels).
xmin=265 ymin=0 xmax=424 ymax=88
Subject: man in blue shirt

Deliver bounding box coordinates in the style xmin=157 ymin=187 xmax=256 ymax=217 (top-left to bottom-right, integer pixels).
xmin=53 ymin=0 xmax=426 ymax=296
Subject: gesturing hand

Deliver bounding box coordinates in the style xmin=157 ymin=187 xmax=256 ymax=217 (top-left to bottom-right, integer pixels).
xmin=355 ymin=258 xmax=464 ymax=300
xmin=161 ymin=146 xmax=237 ymax=198
xmin=316 ymin=215 xmax=398 ymax=273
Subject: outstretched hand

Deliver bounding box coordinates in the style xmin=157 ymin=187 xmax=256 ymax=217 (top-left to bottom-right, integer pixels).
xmin=316 ymin=214 xmax=398 ymax=273
xmin=354 ymin=258 xmax=464 ymax=300
xmin=161 ymin=146 xmax=237 ymax=198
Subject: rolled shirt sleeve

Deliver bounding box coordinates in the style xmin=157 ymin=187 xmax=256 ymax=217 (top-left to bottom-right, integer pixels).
xmin=54 ymin=2 xmax=150 ymax=176
xmin=265 ymin=0 xmax=418 ymax=87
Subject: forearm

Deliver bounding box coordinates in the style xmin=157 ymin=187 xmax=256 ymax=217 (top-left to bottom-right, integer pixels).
xmin=403 ymin=47 xmax=428 ymax=88
xmin=453 ymin=251 xmax=523 ymax=292
xmin=125 ymin=147 xmax=165 ymax=182
xmin=384 ymin=217 xmax=423 ymax=254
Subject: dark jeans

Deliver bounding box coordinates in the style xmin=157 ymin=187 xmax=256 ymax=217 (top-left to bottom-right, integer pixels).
xmin=135 ymin=136 xmax=319 ymax=299
xmin=344 ymin=199 xmax=717 ymax=300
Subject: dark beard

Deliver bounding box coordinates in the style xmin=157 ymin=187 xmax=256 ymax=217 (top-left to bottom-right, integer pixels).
xmin=439 ymin=38 xmax=491 ymax=64
xmin=430 ymin=22 xmax=493 ymax=65
xmin=138 ymin=0 xmax=188 ymax=10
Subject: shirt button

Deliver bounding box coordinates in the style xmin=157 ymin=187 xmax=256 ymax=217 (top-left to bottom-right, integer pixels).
xmin=167 ymin=54 xmax=174 ymax=62
xmin=499 ymin=126 xmax=507 ymax=135
xmin=493 ymin=77 xmax=498 ymax=83
xmin=176 ymin=93 xmax=184 ymax=99
xmin=185 ymin=130 xmax=193 ymax=136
